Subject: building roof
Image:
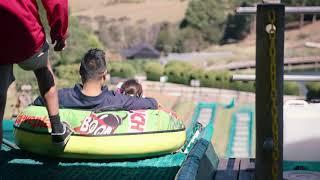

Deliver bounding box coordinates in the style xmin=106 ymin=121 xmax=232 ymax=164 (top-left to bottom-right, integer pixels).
xmin=121 ymin=43 xmax=160 ymax=59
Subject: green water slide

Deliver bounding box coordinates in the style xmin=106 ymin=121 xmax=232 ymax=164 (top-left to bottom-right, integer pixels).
xmin=226 ymin=106 xmax=254 ymax=158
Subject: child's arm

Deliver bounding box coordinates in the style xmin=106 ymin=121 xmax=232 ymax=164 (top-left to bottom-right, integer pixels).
xmin=157 ymin=103 xmax=179 ymax=119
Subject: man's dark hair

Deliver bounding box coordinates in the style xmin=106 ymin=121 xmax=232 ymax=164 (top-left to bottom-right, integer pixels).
xmin=121 ymin=79 xmax=143 ymax=97
xmin=80 ymin=48 xmax=106 ymax=82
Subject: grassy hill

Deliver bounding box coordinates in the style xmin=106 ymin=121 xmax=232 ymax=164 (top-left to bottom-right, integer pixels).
xmin=69 ymin=0 xmax=189 ymax=23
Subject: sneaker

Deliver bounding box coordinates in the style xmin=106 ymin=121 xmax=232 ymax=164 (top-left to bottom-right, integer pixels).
xmin=52 ymin=122 xmax=73 ymax=147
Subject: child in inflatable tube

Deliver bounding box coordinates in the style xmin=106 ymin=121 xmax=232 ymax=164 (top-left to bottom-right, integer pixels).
xmin=117 ymin=79 xmax=143 ymax=97
xmin=118 ymin=79 xmax=178 ymax=118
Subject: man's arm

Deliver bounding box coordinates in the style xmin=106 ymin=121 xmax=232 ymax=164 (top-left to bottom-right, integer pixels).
xmin=114 ymin=93 xmax=158 ymax=110
xmin=41 ymin=0 xmax=68 ymax=50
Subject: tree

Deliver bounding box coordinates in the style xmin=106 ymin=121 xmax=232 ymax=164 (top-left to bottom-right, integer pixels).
xmin=175 ymin=27 xmax=207 ymax=52
xmin=155 ymin=23 xmax=177 ymax=55
xmin=183 ymin=0 xmax=228 ymax=43
xmin=221 ymin=2 xmax=253 ymax=44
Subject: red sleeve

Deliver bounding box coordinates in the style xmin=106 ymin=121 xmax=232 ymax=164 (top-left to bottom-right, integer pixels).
xmin=41 ymin=0 xmax=68 ymax=42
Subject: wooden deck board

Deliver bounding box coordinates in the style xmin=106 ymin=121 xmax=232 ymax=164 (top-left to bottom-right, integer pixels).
xmin=215 ymin=158 xmax=241 ymax=180
xmin=239 ymin=158 xmax=255 ymax=180
xmin=214 ymin=158 xmax=255 ymax=180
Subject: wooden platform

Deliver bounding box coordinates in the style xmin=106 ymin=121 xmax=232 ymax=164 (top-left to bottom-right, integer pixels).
xmin=214 ymin=158 xmax=255 ymax=180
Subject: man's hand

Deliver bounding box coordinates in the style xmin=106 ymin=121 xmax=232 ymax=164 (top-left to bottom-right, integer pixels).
xmin=53 ymin=39 xmax=66 ymax=51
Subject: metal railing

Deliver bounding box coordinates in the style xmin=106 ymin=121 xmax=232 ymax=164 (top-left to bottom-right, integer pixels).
xmin=236 ymin=6 xmax=320 ymax=15
xmin=233 ymin=74 xmax=320 ymax=81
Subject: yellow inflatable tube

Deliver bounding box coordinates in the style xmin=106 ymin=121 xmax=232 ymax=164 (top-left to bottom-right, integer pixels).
xmin=14 ymin=106 xmax=186 ymax=159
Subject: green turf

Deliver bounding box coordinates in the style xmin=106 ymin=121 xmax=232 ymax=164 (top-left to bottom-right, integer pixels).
xmin=1 ymin=103 xmax=217 ymax=180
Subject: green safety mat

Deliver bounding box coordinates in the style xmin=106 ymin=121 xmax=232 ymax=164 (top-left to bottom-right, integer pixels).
xmin=1 ymin=103 xmax=217 ymax=180
xmin=3 ymin=120 xmax=14 ymax=142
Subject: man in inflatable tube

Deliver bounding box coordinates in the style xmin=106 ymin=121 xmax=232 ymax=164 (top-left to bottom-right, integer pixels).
xmin=0 ymin=0 xmax=72 ymax=149
xmin=33 ymin=49 xmax=159 ymax=111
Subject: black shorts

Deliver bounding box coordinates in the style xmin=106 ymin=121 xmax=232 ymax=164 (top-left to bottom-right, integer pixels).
xmin=0 ymin=42 xmax=49 ymax=94
xmin=0 ymin=64 xmax=15 ymax=95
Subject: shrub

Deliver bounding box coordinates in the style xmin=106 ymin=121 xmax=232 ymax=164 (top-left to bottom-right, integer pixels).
xmin=127 ymin=59 xmax=154 ymax=75
xmin=144 ymin=62 xmax=164 ymax=81
xmin=209 ymin=71 xmax=256 ymax=92
xmin=199 ymin=71 xmax=216 ymax=88
xmin=216 ymin=71 xmax=232 ymax=89
xmin=164 ymin=61 xmax=193 ymax=84
xmin=55 ymin=64 xmax=81 ymax=88
xmin=236 ymin=81 xmax=255 ymax=92
xmin=284 ymin=82 xmax=300 ymax=96
xmin=145 ymin=60 xmax=299 ymax=96
xmin=164 ymin=66 xmax=189 ymax=84
xmin=199 ymin=70 xmax=231 ymax=88
xmin=306 ymin=82 xmax=320 ymax=101
xmin=188 ymin=68 xmax=204 ymax=81
xmin=109 ymin=62 xmax=136 ymax=78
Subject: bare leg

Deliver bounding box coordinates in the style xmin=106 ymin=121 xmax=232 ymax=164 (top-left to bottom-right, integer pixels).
xmin=33 ymin=60 xmax=63 ymax=133
xmin=34 ymin=61 xmax=59 ymax=116
xmin=33 ymin=59 xmax=72 ymax=147
xmin=0 ymin=64 xmax=14 ymax=149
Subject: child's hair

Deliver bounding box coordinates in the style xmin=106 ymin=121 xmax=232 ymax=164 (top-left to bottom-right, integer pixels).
xmin=120 ymin=79 xmax=143 ymax=97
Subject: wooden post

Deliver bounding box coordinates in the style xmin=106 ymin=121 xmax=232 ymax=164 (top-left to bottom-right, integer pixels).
xmin=300 ymin=0 xmax=306 ymax=28
xmin=255 ymin=4 xmax=284 ymax=180
xmin=312 ymin=14 xmax=317 ymax=23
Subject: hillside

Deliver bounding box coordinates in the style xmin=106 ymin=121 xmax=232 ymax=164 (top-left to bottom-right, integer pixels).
xmin=204 ymin=21 xmax=320 ymax=67
xmin=69 ymin=0 xmax=189 ymax=24
xmin=70 ymin=0 xmax=320 ymax=63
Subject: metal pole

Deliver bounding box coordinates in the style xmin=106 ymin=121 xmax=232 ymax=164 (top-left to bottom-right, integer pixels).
xmin=255 ymin=4 xmax=284 ymax=180
xmin=232 ymin=74 xmax=320 ymax=82
xmin=236 ymin=6 xmax=320 ymax=15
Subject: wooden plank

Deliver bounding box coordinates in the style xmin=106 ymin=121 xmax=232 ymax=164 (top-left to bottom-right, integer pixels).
xmin=214 ymin=158 xmax=240 ymax=180
xmin=218 ymin=159 xmax=228 ymax=170
xmin=255 ymin=4 xmax=284 ymax=180
xmin=239 ymin=158 xmax=255 ymax=180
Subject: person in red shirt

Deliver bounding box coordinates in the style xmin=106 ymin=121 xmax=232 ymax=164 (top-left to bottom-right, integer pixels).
xmin=0 ymin=0 xmax=72 ymax=148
